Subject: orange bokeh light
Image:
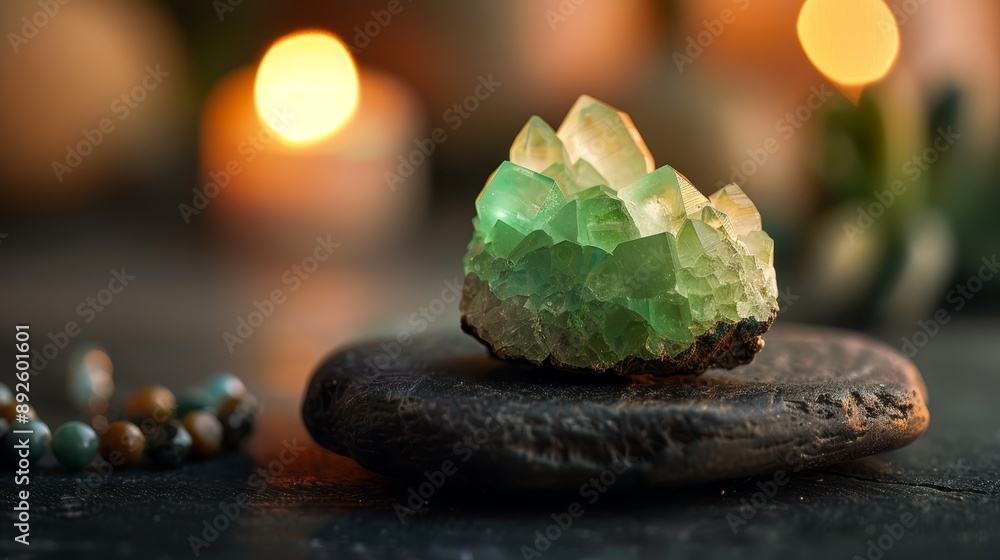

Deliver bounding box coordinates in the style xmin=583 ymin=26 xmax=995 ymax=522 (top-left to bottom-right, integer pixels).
xmin=797 ymin=0 xmax=900 ymax=100
xmin=254 ymin=31 xmax=360 ymax=145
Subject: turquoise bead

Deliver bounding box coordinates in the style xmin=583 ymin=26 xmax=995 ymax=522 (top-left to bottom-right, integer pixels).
xmin=176 ymin=389 xmax=216 ymax=418
xmin=4 ymin=419 xmax=50 ymax=465
xmin=202 ymin=373 xmax=246 ymax=405
xmin=51 ymin=421 xmax=99 ymax=470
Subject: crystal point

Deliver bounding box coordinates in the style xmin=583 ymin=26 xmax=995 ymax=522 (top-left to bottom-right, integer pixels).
xmin=510 ymin=116 xmax=568 ymax=175
xmin=676 ymin=172 xmax=709 ymax=217
xmin=700 ymin=206 xmax=737 ymax=240
xmin=709 ymin=184 xmax=762 ymax=237
xmin=556 ymin=95 xmax=655 ymax=190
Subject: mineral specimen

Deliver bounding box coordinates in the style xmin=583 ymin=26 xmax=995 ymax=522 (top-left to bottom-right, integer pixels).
xmin=460 ymin=95 xmax=779 ymax=375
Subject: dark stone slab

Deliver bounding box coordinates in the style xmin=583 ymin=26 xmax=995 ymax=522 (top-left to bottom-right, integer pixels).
xmin=302 ymin=324 xmax=930 ymax=487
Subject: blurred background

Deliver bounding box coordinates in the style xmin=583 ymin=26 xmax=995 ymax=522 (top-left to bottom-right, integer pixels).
xmin=1 ymin=0 xmax=998 ymax=456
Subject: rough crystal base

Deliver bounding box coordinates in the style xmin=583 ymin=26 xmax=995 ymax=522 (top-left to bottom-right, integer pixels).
xmin=461 ymin=274 xmax=773 ymax=375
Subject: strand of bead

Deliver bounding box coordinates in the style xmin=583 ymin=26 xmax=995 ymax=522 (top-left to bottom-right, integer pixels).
xmin=0 ymin=359 xmax=258 ymax=472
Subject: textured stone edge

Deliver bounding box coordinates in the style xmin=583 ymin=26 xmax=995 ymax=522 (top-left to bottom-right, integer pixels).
xmin=460 ymin=273 xmax=777 ymax=377
xmin=300 ymin=328 xmax=931 ymax=488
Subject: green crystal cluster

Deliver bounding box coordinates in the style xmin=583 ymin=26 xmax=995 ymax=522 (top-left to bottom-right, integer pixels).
xmin=461 ymin=96 xmax=778 ymax=375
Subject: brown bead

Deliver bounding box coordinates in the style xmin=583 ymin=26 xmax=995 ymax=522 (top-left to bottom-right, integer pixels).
xmin=99 ymin=420 xmax=145 ymax=468
xmin=125 ymin=385 xmax=176 ymax=425
xmin=182 ymin=410 xmax=223 ymax=459
xmin=0 ymin=402 xmax=36 ymax=424
xmin=1 ymin=402 xmax=16 ymax=423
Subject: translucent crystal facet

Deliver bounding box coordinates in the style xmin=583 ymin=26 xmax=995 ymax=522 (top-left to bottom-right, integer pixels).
xmin=511 ymin=113 xmax=612 ymax=199
xmin=708 ymin=183 xmax=762 ymax=237
xmin=475 ymin=161 xmax=565 ymax=236
xmin=676 ymin=219 xmax=724 ymax=267
xmin=556 ymin=95 xmax=655 ymax=190
xmin=462 ymin=96 xmax=778 ymax=375
xmin=677 ymin=172 xmax=710 ymax=217
xmin=617 ymin=165 xmax=687 ymax=237
xmin=510 ymin=116 xmax=568 ymax=175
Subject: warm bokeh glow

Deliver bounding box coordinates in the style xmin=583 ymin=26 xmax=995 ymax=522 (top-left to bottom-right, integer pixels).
xmin=797 ymin=0 xmax=899 ymax=94
xmin=254 ymin=31 xmax=360 ymax=144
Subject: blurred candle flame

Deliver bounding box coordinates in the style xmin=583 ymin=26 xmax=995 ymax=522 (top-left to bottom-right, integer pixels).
xmin=254 ymin=31 xmax=360 ymax=145
xmin=797 ymin=0 xmax=900 ymax=103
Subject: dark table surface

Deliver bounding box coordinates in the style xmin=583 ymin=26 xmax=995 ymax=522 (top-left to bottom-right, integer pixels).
xmin=2 ymin=319 xmax=998 ymax=560
xmin=0 ymin=226 xmax=997 ymax=560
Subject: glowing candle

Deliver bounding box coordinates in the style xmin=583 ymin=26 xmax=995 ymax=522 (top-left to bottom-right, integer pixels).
xmin=200 ymin=31 xmax=426 ymax=253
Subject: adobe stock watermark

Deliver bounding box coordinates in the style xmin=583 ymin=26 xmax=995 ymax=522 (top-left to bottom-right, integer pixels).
xmin=942 ymin=456 xmax=971 ymax=476
xmin=776 ymin=285 xmax=800 ymax=314
xmin=520 ymin=451 xmax=636 ymax=559
xmin=7 ymin=0 xmax=70 ymax=53
xmin=852 ymin=510 xmax=917 ymax=560
xmin=212 ymin=0 xmax=244 ymax=22
xmin=900 ymin=254 xmax=997 ymax=358
xmin=222 ymin=236 xmax=340 ymax=353
xmin=545 ymin=0 xmax=589 ymax=30
xmin=844 ymin=126 xmax=960 ymax=244
xmin=673 ymin=0 xmax=751 ymax=73
xmin=725 ymin=440 xmax=820 ymax=534
xmin=349 ymin=0 xmax=413 ymax=54
xmin=50 ymin=64 xmax=169 ymax=182
xmin=179 ymin=106 xmax=295 ymax=224
xmin=29 ymin=268 xmax=135 ymax=374
xmin=188 ymin=439 xmax=306 ymax=556
xmin=393 ymin=412 xmax=505 ymax=524
xmin=362 ymin=277 xmax=463 ymax=377
xmin=716 ymin=84 xmax=836 ymax=189
xmin=385 ymin=74 xmax=502 ymax=192
xmin=886 ymin=0 xmax=933 ymax=28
